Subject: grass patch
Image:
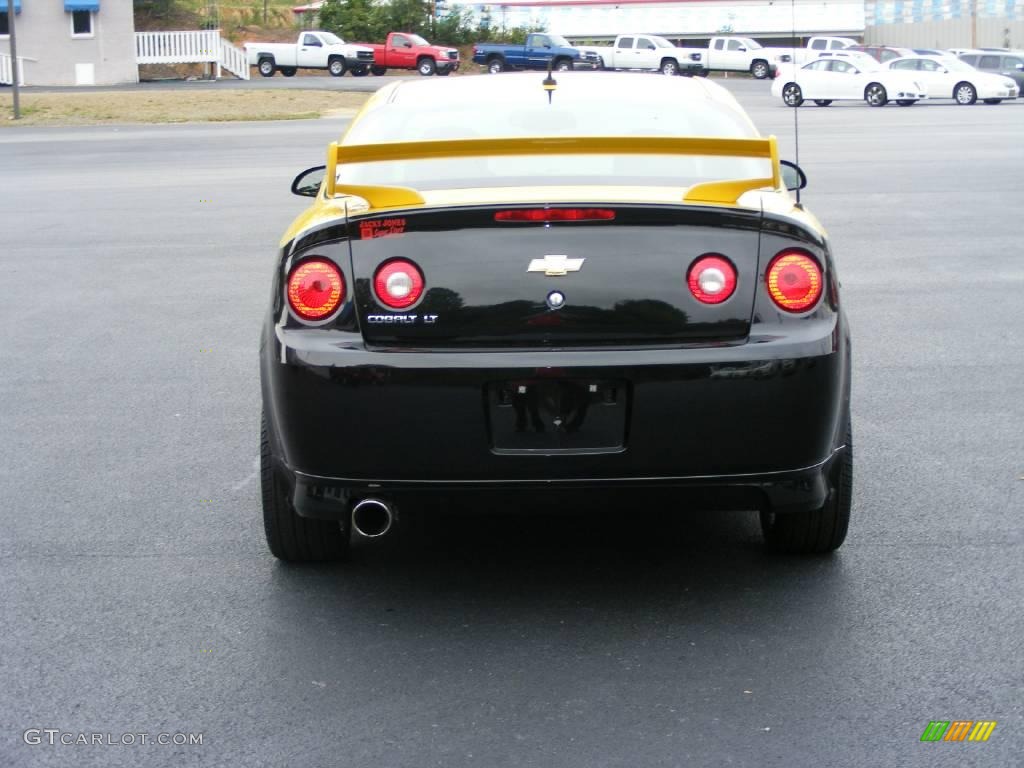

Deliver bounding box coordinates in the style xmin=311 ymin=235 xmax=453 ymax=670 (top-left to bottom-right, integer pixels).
xmin=1 ymin=89 xmax=370 ymax=127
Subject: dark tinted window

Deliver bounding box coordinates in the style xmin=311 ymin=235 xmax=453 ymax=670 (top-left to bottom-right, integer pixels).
xmin=618 ymin=37 xmax=634 ymax=49
xmin=1003 ymin=56 xmax=1024 ymax=68
xmin=959 ymin=54 xmax=978 ymax=66
xmin=638 ymin=38 xmax=656 ymax=50
xmin=811 ymin=39 xmax=827 ymax=50
xmin=979 ymin=55 xmax=1000 ymax=68
xmin=72 ymin=10 xmax=92 ymax=35
xmin=303 ymin=34 xmax=320 ymax=46
xmin=918 ymin=59 xmax=941 ymax=71
xmin=891 ymin=59 xmax=918 ymax=70
xmin=0 ymin=14 xmax=8 ymax=36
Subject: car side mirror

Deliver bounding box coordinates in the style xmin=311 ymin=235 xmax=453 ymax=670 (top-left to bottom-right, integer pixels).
xmin=291 ymin=165 xmax=326 ymax=197
xmin=780 ymin=160 xmax=807 ymax=192
xmin=1016 ymin=63 xmax=1024 ymax=71
xmin=738 ymin=46 xmax=747 ymax=52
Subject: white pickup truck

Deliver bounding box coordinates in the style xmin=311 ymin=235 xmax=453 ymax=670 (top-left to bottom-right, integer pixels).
xmin=704 ymin=36 xmax=782 ymax=79
xmin=702 ymin=36 xmax=859 ymax=78
xmin=245 ymin=31 xmax=375 ymax=77
xmin=599 ymin=34 xmax=705 ymax=76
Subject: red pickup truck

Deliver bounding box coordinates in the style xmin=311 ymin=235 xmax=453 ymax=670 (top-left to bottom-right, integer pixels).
xmin=356 ymin=32 xmax=460 ymax=76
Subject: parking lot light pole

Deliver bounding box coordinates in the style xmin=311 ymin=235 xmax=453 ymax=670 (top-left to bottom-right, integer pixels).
xmin=7 ymin=4 xmax=20 ymax=119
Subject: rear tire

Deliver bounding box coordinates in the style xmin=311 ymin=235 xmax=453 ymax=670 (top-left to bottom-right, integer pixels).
xmin=813 ymin=99 xmax=832 ymax=106
xmin=328 ymin=57 xmax=346 ymax=77
xmin=261 ymin=412 xmax=349 ymax=563
xmin=258 ymin=58 xmax=275 ymax=77
xmin=486 ymin=56 xmax=505 ymax=74
xmin=983 ymin=98 xmax=1002 ymax=104
xmin=280 ymin=67 xmax=296 ymax=77
xmin=954 ymin=81 xmax=976 ymax=104
xmin=761 ymin=420 xmax=852 ymax=554
xmin=896 ymin=99 xmax=917 ymax=106
xmin=865 ymin=82 xmax=888 ymax=106
xmin=782 ymin=83 xmax=804 ymax=107
xmin=436 ymin=68 xmax=451 ymax=76
xmin=417 ymin=57 xmax=436 ymax=76
xmin=350 ymin=64 xmax=368 ymax=77
xmin=751 ymin=59 xmax=770 ymax=79
xmin=370 ymin=65 xmax=387 ymax=76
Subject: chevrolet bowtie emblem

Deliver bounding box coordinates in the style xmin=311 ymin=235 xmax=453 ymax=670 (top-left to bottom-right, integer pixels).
xmin=527 ymin=255 xmax=585 ymax=276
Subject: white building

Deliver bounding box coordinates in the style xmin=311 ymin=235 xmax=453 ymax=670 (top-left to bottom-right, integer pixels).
xmin=1 ymin=0 xmax=139 ymax=86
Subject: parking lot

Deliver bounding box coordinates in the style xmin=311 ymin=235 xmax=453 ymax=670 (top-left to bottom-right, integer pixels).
xmin=1 ymin=77 xmax=1021 ymax=767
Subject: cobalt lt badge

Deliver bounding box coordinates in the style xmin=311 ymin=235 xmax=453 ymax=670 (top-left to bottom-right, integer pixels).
xmin=527 ymin=255 xmax=585 ymax=276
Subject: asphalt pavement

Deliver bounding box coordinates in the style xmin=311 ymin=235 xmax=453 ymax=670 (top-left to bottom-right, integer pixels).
xmin=0 ymin=78 xmax=1021 ymax=768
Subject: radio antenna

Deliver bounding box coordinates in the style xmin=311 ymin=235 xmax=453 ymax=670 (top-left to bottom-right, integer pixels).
xmin=791 ymin=0 xmax=801 ymax=205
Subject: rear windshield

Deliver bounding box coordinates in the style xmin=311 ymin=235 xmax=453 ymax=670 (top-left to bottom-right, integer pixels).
xmin=339 ymin=93 xmax=767 ymax=191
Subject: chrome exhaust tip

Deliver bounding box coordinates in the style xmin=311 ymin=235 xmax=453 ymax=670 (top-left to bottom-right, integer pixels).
xmin=351 ymin=498 xmax=394 ymax=538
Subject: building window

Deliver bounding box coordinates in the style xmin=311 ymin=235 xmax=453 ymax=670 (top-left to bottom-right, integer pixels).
xmin=0 ymin=14 xmax=9 ymax=37
xmin=71 ymin=10 xmax=94 ymax=38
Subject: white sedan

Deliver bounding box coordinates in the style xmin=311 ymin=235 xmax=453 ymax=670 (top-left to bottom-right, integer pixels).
xmin=883 ymin=56 xmax=1019 ymax=104
xmin=771 ymin=57 xmax=928 ymax=107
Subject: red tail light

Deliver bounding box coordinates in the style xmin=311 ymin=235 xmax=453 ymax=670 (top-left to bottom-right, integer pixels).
xmin=287 ymin=259 xmax=345 ymax=321
xmin=766 ymin=251 xmax=823 ymax=312
xmin=374 ymin=259 xmax=424 ymax=309
xmin=687 ymin=255 xmax=737 ymax=304
xmin=494 ymin=209 xmax=615 ymax=222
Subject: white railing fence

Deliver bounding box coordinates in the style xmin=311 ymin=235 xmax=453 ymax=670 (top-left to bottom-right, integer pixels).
xmin=135 ymin=30 xmax=249 ymax=79
xmin=218 ymin=38 xmax=249 ymax=80
xmin=0 ymin=54 xmax=30 ymax=86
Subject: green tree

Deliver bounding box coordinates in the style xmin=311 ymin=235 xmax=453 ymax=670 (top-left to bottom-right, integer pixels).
xmin=319 ymin=0 xmax=388 ymax=43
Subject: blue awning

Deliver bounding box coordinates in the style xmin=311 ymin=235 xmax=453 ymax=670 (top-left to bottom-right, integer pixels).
xmin=1 ymin=0 xmax=23 ymax=15
xmin=65 ymin=0 xmax=100 ymax=11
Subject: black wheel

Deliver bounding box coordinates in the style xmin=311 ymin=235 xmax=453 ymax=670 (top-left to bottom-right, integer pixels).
xmin=896 ymin=99 xmax=917 ymax=106
xmin=865 ymin=82 xmax=888 ymax=107
xmin=258 ymin=58 xmax=275 ymax=78
xmin=813 ymin=99 xmax=832 ymax=106
xmin=350 ymin=64 xmax=368 ymax=77
xmin=279 ymin=67 xmax=297 ymax=77
xmin=660 ymin=58 xmax=679 ymax=76
xmin=761 ymin=420 xmax=852 ymax=554
xmin=983 ymin=98 xmax=1002 ymax=104
xmin=328 ymin=57 xmax=346 ymax=77
xmin=554 ymin=58 xmax=573 ymax=72
xmin=261 ymin=412 xmax=349 ymax=563
xmin=696 ymin=68 xmax=709 ymax=77
xmin=782 ymin=83 xmax=803 ymax=107
xmin=370 ymin=64 xmax=387 ymax=76
xmin=436 ymin=68 xmax=451 ymax=76
xmin=751 ymin=59 xmax=770 ymax=79
xmin=954 ymin=82 xmax=977 ymax=104
xmin=417 ymin=57 xmax=436 ymax=76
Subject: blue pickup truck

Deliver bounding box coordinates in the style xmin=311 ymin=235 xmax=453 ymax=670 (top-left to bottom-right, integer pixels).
xmin=472 ymin=34 xmax=599 ymax=73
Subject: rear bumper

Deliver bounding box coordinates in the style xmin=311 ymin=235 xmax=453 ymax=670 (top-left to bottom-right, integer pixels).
xmin=261 ymin=312 xmax=851 ymax=515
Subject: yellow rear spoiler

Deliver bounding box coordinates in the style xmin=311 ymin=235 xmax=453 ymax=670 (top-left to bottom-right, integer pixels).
xmin=323 ymin=135 xmax=782 ymax=210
